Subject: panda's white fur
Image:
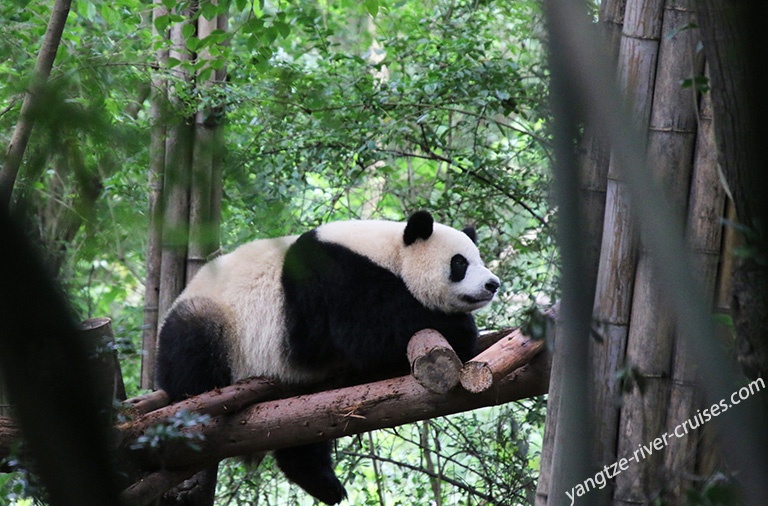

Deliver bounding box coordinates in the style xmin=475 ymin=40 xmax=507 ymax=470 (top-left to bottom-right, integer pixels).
xmin=156 ymin=211 xmax=499 ymax=505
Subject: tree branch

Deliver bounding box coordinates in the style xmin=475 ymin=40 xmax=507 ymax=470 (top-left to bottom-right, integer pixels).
xmin=133 ymin=351 xmax=550 ymax=471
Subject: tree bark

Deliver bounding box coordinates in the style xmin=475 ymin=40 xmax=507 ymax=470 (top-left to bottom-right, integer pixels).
xmin=695 ymin=0 xmax=768 ymax=382
xmin=460 ymin=328 xmax=545 ymax=393
xmin=0 ymin=0 xmax=72 ymax=208
xmin=133 ymin=353 xmax=550 ymax=471
xmin=694 ymin=2 xmax=768 ymax=502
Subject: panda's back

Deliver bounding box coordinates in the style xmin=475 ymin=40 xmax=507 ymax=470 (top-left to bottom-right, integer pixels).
xmin=165 ymin=234 xmax=324 ymax=386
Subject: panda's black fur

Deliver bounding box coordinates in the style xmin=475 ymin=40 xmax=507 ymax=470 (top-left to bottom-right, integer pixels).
xmin=282 ymin=229 xmax=480 ymax=372
xmin=156 ymin=211 xmax=499 ymax=504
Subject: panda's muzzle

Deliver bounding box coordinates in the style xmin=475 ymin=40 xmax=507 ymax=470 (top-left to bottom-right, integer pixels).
xmin=461 ymin=278 xmax=500 ymax=305
xmin=485 ymin=279 xmax=500 ymax=293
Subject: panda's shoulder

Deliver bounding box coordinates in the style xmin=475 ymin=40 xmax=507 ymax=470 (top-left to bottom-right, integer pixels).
xmin=217 ymin=235 xmax=299 ymax=267
xmin=310 ymin=219 xmax=404 ymax=271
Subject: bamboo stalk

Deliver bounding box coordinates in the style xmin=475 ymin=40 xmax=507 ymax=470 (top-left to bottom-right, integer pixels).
xmin=664 ymin=63 xmax=724 ymax=501
xmin=536 ymin=3 xmax=624 ymax=502
xmin=141 ymin=0 xmax=170 ymax=390
xmin=614 ymin=1 xmax=703 ymax=503
xmin=187 ymin=9 xmax=219 ymax=281
xmin=583 ymin=2 xmax=666 ymax=502
xmin=156 ymin=15 xmax=194 ymax=325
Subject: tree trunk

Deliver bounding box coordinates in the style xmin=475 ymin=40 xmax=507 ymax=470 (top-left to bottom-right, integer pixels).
xmin=694 ymin=1 xmax=768 ymax=502
xmin=140 ymin=0 xmax=170 ymax=390
xmin=0 ymin=0 xmax=72 ymax=208
xmin=695 ymin=0 xmax=768 ymax=382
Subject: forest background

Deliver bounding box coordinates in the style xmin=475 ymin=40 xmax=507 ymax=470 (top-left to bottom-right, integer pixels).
xmin=0 ymin=0 xmax=555 ymax=504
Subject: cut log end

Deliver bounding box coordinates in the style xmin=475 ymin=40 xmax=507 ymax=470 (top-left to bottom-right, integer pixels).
xmin=460 ymin=329 xmax=546 ymax=393
xmin=411 ymin=350 xmax=462 ymax=394
xmin=407 ymin=329 xmax=462 ymax=394
xmin=459 ymin=361 xmax=494 ymax=393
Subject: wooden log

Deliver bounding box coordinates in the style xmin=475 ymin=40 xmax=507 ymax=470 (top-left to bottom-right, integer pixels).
xmin=118 ymin=377 xmax=285 ymax=447
xmin=0 ymin=326 xmax=540 ymax=465
xmin=135 ymin=351 xmax=551 ymax=470
xmin=121 ymin=464 xmax=210 ymax=506
xmin=81 ymin=317 xmax=127 ymax=402
xmin=406 ymin=329 xmax=462 ymax=394
xmin=122 ymin=390 xmax=171 ymax=417
xmin=460 ymin=328 xmax=545 ymax=393
xmin=0 ymin=416 xmax=17 ymax=471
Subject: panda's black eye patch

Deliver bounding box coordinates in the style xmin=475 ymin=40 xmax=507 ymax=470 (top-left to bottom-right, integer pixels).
xmin=450 ymin=254 xmax=469 ymax=282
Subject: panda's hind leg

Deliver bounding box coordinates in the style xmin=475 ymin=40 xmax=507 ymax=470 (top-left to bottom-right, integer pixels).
xmin=156 ymin=297 xmax=233 ymax=402
xmin=274 ymin=441 xmax=347 ymax=505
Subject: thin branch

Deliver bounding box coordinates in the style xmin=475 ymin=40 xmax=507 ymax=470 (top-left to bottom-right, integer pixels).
xmin=381 ymin=146 xmax=549 ymax=228
xmin=340 ymin=450 xmax=513 ymax=506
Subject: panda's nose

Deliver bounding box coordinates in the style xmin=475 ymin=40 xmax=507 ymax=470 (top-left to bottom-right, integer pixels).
xmin=485 ymin=279 xmax=500 ymax=293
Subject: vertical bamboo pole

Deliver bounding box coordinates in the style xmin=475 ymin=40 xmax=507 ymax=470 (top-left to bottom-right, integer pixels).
xmin=536 ymin=2 xmax=625 ymax=504
xmin=663 ymin=64 xmax=723 ymax=502
xmin=589 ymin=2 xmax=665 ymax=495
xmin=157 ymin=10 xmax=194 ymax=327
xmin=210 ymin=11 xmax=228 ymax=252
xmin=141 ymin=0 xmax=169 ymax=391
xmin=613 ymin=1 xmax=703 ymax=503
xmin=187 ymin=11 xmax=218 ymax=281
xmin=161 ymin=6 xmax=225 ymax=506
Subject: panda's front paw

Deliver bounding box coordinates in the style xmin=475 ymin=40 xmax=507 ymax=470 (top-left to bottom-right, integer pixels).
xmin=274 ymin=442 xmax=348 ymax=504
xmin=313 ymin=475 xmax=348 ymax=505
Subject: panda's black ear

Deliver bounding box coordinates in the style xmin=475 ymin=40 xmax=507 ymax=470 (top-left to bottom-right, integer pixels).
xmin=462 ymin=227 xmax=477 ymax=244
xmin=404 ymin=211 xmax=434 ymax=245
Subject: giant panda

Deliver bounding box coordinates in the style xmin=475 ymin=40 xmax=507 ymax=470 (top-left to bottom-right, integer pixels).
xmin=156 ymin=210 xmax=500 ymax=504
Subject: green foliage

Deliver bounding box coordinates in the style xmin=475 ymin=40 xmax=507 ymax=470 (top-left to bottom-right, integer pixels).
xmin=0 ymin=442 xmax=46 ymax=505
xmin=130 ymin=409 xmax=212 ymax=453
xmin=616 ymin=364 xmax=647 ymax=396
xmin=683 ymin=473 xmax=742 ymax=506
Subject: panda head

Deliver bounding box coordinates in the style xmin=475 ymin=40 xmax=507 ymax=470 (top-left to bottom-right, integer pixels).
xmin=400 ymin=211 xmax=500 ymax=314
